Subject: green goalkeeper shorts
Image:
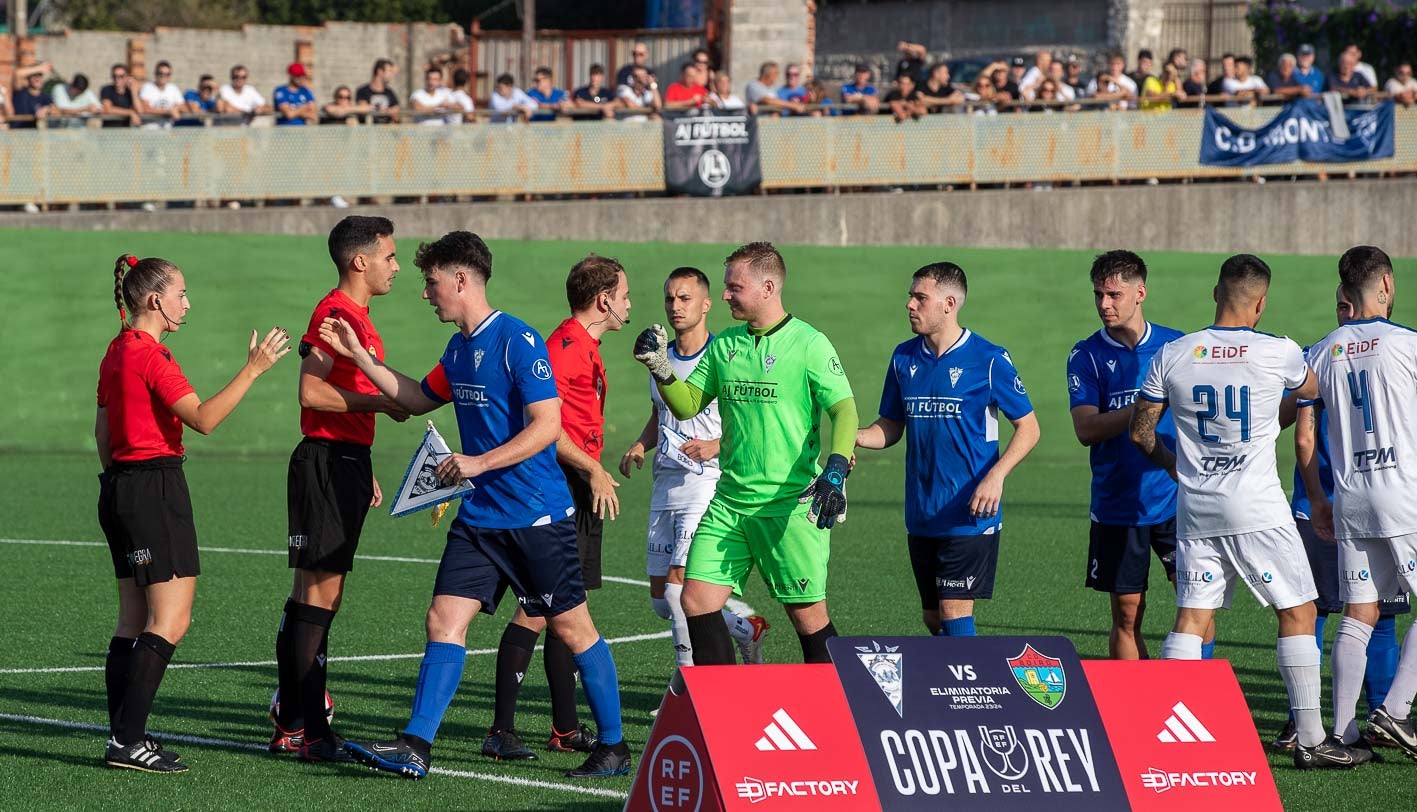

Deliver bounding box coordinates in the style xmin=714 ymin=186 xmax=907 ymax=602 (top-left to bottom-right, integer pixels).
xmin=684 ymin=498 xmax=830 ymax=603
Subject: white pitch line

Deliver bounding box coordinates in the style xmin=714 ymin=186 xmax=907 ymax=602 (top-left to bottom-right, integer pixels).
xmin=0 ymin=712 xmax=627 ymax=800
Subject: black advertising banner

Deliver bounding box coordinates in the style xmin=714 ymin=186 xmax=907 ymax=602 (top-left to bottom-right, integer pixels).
xmin=829 ymin=636 xmax=1129 ymax=811
xmin=663 ymin=114 xmax=761 ymax=196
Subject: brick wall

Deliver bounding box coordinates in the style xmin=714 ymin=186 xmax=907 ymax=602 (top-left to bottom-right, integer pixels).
xmin=727 ymin=0 xmax=814 ymax=93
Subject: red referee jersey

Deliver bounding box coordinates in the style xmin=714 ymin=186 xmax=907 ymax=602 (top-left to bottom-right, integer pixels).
xmin=97 ymin=329 xmax=196 ymax=462
xmin=546 ymin=317 xmax=606 ymax=460
xmin=300 ymin=289 xmax=384 ymax=446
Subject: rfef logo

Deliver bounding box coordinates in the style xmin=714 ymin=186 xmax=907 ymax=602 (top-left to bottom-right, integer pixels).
xmin=647 ymin=734 xmax=704 ymax=812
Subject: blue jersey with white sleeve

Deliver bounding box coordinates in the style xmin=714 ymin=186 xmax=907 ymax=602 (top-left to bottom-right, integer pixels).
xmin=1066 ymin=323 xmax=1182 ymax=526
xmin=879 ymin=330 xmax=1034 ymax=536
xmin=419 ymin=311 xmax=574 ymax=530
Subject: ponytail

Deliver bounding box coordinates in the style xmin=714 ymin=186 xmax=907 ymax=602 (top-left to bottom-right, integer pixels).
xmin=113 ymin=254 xmax=180 ymax=330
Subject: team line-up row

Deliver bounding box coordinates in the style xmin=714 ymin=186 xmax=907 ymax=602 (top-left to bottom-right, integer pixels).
xmin=91 ymin=225 xmax=1414 ymax=778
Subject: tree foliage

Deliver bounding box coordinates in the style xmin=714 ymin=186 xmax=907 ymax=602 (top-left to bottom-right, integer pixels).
xmin=1248 ymin=1 xmax=1417 ymax=80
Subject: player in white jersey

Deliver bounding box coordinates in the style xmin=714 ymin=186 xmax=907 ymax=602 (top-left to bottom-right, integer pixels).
xmin=619 ymin=267 xmax=770 ymax=667
xmin=1305 ymin=245 xmax=1417 ymax=759
xmin=1132 ymin=254 xmax=1369 ymax=770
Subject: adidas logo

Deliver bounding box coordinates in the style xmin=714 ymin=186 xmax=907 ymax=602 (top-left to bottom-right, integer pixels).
xmin=1156 ymin=701 xmax=1215 ymax=743
xmin=754 ymin=708 xmax=817 ymax=751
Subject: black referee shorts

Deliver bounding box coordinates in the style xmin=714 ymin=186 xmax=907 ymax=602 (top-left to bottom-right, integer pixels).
xmin=98 ymin=457 xmax=200 ymax=587
xmin=560 ymin=463 xmax=604 ymax=590
xmin=287 ymin=438 xmax=374 ymax=574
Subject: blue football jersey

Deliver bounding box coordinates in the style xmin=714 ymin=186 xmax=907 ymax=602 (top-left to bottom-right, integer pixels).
xmin=879 ymin=330 xmax=1034 ymax=536
xmin=1066 ymin=323 xmax=1182 ymax=526
xmin=1290 ymin=345 xmax=1334 ymax=518
xmin=420 ymin=311 xmax=574 ymax=529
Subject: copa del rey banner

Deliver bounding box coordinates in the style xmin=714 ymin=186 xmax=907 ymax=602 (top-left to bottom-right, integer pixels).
xmin=1199 ymin=99 xmax=1394 ymax=166
xmin=663 ymin=114 xmax=762 ymax=196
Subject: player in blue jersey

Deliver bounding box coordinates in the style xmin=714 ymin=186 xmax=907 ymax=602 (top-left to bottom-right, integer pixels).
xmin=1066 ymin=250 xmax=1215 ymax=660
xmin=856 ymin=262 xmax=1040 ymax=636
xmin=317 ymin=231 xmax=630 ymax=780
xmin=1268 ymin=282 xmax=1407 ymax=751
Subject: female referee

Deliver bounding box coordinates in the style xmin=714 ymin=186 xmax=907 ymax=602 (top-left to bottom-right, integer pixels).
xmin=97 ymin=254 xmax=290 ymax=772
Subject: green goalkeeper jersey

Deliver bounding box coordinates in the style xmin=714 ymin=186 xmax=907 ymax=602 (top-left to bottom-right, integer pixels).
xmin=684 ymin=315 xmax=854 ymax=516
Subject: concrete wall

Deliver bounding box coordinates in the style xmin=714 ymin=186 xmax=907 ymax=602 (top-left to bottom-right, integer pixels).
xmin=28 ymin=22 xmax=463 ymax=107
xmin=728 ymin=0 xmax=814 ymax=92
xmin=10 ymin=180 xmax=1415 ymax=258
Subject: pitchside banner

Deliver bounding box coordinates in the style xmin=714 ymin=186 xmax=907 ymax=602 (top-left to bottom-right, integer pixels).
xmin=829 ymin=636 xmax=1128 ymax=811
xmin=1084 ymin=660 xmax=1281 ymax=811
xmin=664 ymin=114 xmax=762 ymax=197
xmin=1199 ymin=99 xmax=1394 ymax=166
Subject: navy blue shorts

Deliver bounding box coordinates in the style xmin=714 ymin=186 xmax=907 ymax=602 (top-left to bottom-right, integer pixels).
xmin=908 ymin=533 xmax=999 ymax=606
xmin=1297 ymin=517 xmax=1410 ymax=616
xmin=1086 ymin=519 xmax=1178 ymax=594
xmin=432 ymin=518 xmax=587 ymax=618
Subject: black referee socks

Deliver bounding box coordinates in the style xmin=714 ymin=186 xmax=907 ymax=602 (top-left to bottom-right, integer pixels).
xmin=116 ymin=632 xmax=176 ymax=746
xmin=287 ymin=602 xmax=336 ymax=740
xmin=798 ymin=622 xmax=838 ymax=664
xmin=686 ymin=612 xmax=735 ymax=665
xmin=492 ymin=623 xmax=540 ymax=732
xmin=543 ymin=633 xmax=580 ymax=735
xmin=105 ymin=635 xmax=136 ymax=738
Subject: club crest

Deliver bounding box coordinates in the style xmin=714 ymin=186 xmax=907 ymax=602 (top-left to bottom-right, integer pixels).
xmin=765 ymin=355 xmax=777 ymax=372
xmin=949 ymin=367 xmax=963 ymax=387
xmin=855 ymin=641 xmax=903 ymax=717
xmin=1006 ymin=644 xmax=1067 ymax=709
xmin=473 ymin=349 xmax=485 ymax=371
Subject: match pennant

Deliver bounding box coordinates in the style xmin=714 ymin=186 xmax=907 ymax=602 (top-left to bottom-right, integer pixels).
xmin=659 ymin=425 xmax=705 ymax=475
xmin=389 ymin=421 xmax=474 ymax=519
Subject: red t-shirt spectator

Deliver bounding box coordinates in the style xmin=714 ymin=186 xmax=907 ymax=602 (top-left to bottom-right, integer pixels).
xmin=300 ymin=289 xmax=385 ymax=446
xmin=665 ymin=82 xmax=709 ymax=107
xmin=97 ymin=329 xmax=196 ymax=462
xmin=546 ymin=317 xmax=606 ymax=460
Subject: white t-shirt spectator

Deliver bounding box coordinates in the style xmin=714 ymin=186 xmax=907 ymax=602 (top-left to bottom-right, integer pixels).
xmin=1053 ymin=83 xmax=1077 ymax=102
xmin=617 ymin=84 xmax=655 ymax=108
xmin=219 ymin=83 xmax=266 ymax=113
xmin=1386 ymin=76 xmax=1417 ymax=96
xmin=52 ymin=85 xmax=101 ymax=111
xmin=448 ymin=89 xmax=474 ymax=124
xmin=1221 ymin=75 xmax=1269 ymax=94
xmin=410 ymin=87 xmax=454 ymax=125
xmin=711 ymin=91 xmax=745 ymax=110
xmin=1356 ymin=61 xmax=1378 ymax=89
xmin=1085 ymin=73 xmax=1137 ymax=97
xmin=489 ymin=87 xmax=536 ymax=122
xmin=140 ymin=82 xmax=186 ymax=112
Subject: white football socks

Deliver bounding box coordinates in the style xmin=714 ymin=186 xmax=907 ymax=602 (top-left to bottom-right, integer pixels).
xmin=1276 ymin=634 xmax=1325 ymax=748
xmin=1331 ymin=617 xmax=1374 ymax=744
xmin=1161 ymin=632 xmax=1202 ymax=660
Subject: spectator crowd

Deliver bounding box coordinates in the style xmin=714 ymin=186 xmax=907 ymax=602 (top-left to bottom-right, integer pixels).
xmin=2 ymin=40 xmax=1414 ymax=130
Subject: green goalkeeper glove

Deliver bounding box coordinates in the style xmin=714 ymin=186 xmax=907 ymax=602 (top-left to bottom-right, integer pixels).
xmin=634 ymin=324 xmax=676 ymax=385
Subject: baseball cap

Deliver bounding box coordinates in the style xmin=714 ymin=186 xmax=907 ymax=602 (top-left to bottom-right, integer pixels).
xmin=1010 ymin=56 xmax=1026 ymax=67
xmin=1297 ymin=44 xmax=1315 ymax=57
xmin=287 ymin=62 xmax=307 ymax=77
xmin=854 ymin=62 xmax=872 ymax=74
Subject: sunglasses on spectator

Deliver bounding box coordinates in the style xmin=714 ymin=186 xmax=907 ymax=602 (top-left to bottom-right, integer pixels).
xmin=201 ymin=84 xmax=215 ymax=92
xmin=336 ymin=93 xmax=352 ymax=100
xmin=157 ymin=70 xmax=171 ymax=77
xmin=787 ymin=71 xmax=801 ymax=77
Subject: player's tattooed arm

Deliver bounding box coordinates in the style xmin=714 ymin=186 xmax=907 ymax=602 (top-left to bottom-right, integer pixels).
xmin=1129 ymin=399 xmax=1176 ymax=480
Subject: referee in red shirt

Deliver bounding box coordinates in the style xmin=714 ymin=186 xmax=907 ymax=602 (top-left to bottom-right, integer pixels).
xmin=98 ymin=254 xmax=289 ymax=772
xmin=483 ymin=255 xmax=632 ymax=760
xmin=271 ymin=216 xmax=407 ymax=761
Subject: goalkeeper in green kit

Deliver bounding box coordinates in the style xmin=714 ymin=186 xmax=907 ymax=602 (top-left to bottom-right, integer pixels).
xmin=633 ymin=242 xmax=858 ymax=664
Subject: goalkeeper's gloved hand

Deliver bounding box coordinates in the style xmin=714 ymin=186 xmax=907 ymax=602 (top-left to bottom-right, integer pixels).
xmin=634 ymin=324 xmax=676 ymax=385
xmin=799 ymin=453 xmax=850 ymax=530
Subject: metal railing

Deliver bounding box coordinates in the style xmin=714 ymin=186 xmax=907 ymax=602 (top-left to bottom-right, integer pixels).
xmin=1 ymin=105 xmax=1413 ymax=206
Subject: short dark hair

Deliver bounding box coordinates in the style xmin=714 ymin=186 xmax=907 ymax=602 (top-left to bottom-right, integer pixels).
xmin=1338 ymin=245 xmax=1393 ymax=297
xmin=534 ymin=66 xmax=552 ymax=80
xmin=1216 ymin=253 xmax=1272 ymax=302
xmin=372 ymin=58 xmax=394 ymax=75
xmin=589 ymin=63 xmax=605 ymax=76
xmin=1236 ymin=56 xmax=1253 ymax=67
xmin=496 ymin=72 xmax=515 ymax=86
xmin=453 ymin=68 xmax=470 ymax=86
xmin=913 ymin=262 xmax=967 ymax=293
xmin=1090 ymin=250 xmax=1148 ymax=285
xmin=725 ymin=241 xmax=786 ymax=280
xmin=1167 ymin=48 xmax=1187 ymax=64
xmin=1221 ymin=52 xmax=1235 ymax=61
xmin=198 ymin=73 xmax=213 ymax=84
xmin=566 ymin=255 xmax=625 ymax=311
xmin=1137 ymin=49 xmax=1153 ymax=62
xmin=328 ymin=216 xmax=395 ymax=272
xmin=667 ymin=266 xmax=710 ymax=292
xmin=111 ymin=63 xmax=127 ymax=75
xmin=681 ymin=62 xmax=696 ymax=75
xmin=426 ymin=66 xmax=442 ymax=78
xmin=71 ymin=73 xmax=89 ymax=92
xmin=230 ymin=64 xmax=247 ymax=80
xmin=155 ymin=60 xmax=172 ymax=73
xmin=415 ymin=231 xmax=493 ymax=282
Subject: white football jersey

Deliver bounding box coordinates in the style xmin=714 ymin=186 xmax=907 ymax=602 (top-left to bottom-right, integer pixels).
xmin=1141 ymin=327 xmax=1308 ymax=539
xmin=649 ymin=337 xmax=722 ymax=511
xmin=1307 ymin=318 xmax=1417 ymax=539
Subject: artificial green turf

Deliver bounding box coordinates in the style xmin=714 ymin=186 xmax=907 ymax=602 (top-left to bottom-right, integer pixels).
xmin=1 ymin=229 xmax=1414 ymax=810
